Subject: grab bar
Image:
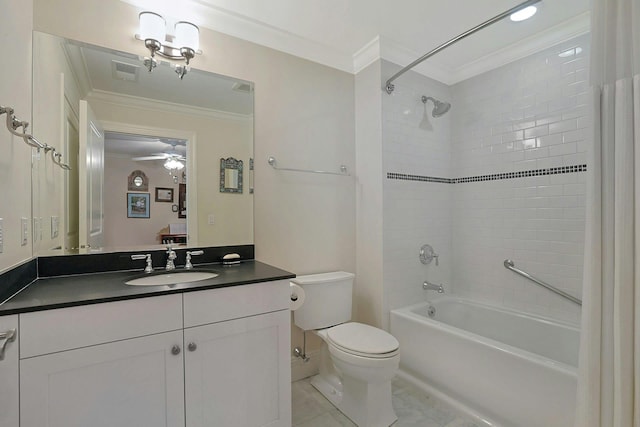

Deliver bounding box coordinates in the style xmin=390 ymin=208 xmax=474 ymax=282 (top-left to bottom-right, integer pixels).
xmin=503 ymin=259 xmax=582 ymax=306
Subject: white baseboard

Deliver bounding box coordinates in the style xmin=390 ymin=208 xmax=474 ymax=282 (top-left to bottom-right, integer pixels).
xmin=291 ymin=349 xmax=320 ymax=382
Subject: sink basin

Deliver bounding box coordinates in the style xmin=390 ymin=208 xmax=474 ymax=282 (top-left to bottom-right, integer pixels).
xmin=125 ymin=271 xmax=218 ymax=286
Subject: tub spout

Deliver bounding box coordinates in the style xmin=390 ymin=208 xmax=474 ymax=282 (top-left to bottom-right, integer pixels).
xmin=423 ymin=280 xmax=444 ymax=293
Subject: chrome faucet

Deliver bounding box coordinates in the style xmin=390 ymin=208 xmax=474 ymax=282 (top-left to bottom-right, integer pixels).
xmin=165 ymin=246 xmax=177 ymax=271
xmin=131 ymin=254 xmax=153 ymax=273
xmin=185 ymin=250 xmax=204 ymax=269
xmin=423 ymin=280 xmax=444 ymax=293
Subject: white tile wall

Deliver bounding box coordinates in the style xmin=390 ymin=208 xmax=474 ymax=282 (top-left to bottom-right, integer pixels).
xmin=381 ymin=61 xmax=452 ymax=327
xmin=381 ymin=35 xmax=589 ymax=325
xmin=450 ymin=35 xmax=589 ymax=323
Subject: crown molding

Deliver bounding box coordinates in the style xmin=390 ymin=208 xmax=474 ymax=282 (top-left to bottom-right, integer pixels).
xmin=379 ymin=37 xmax=454 ymax=85
xmin=122 ymin=0 xmax=589 ymax=84
xmin=352 ymin=36 xmax=381 ymax=74
xmin=120 ymin=0 xmax=354 ymax=73
xmin=450 ymin=11 xmax=590 ymax=84
xmin=87 ymin=89 xmax=253 ymax=123
xmin=354 ymin=13 xmax=590 ymax=85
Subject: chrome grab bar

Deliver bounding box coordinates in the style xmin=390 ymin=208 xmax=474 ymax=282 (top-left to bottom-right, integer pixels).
xmin=503 ymin=259 xmax=582 ymax=306
xmin=0 ymin=329 xmax=16 ymax=361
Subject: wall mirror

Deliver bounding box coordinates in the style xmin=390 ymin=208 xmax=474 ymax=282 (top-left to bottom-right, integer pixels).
xmin=31 ymin=31 xmax=254 ymax=255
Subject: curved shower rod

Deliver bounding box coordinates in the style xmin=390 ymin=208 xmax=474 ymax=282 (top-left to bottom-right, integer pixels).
xmin=384 ymin=0 xmax=542 ymax=94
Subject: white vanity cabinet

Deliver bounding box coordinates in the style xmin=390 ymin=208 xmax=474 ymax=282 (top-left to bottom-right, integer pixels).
xmin=183 ymin=281 xmax=291 ymax=427
xmin=13 ymin=279 xmax=291 ymax=427
xmin=0 ymin=315 xmax=19 ymax=427
xmin=19 ymin=294 xmax=185 ymax=427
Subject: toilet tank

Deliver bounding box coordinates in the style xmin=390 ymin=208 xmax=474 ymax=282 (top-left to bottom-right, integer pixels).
xmin=292 ymin=271 xmax=355 ymax=331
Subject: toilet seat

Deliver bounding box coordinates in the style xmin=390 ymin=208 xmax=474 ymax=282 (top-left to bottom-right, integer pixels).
xmin=326 ymin=322 xmax=399 ymax=359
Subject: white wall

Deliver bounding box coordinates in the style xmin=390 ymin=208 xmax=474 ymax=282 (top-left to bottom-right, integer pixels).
xmin=450 ymin=35 xmax=589 ymax=323
xmin=0 ymin=0 xmax=33 ymax=274
xmin=355 ymin=60 xmax=384 ymax=328
xmin=103 ymin=154 xmax=186 ymax=248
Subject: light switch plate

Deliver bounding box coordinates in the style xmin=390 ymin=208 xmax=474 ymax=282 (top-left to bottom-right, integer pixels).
xmin=21 ymin=217 xmax=28 ymax=246
xmin=208 ymin=214 xmax=215 ymax=225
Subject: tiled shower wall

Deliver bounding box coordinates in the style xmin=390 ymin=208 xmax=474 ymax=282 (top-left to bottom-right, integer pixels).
xmin=382 ymin=34 xmax=589 ymax=325
xmin=450 ymin=34 xmax=589 ymax=323
xmin=382 ymin=60 xmax=453 ymax=327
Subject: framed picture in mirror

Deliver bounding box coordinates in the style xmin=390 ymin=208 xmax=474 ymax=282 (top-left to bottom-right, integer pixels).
xmin=178 ymin=184 xmax=187 ymax=218
xmin=155 ymin=187 xmax=174 ymax=202
xmin=127 ymin=193 xmax=150 ymax=218
xmin=128 ymin=170 xmax=148 ymax=191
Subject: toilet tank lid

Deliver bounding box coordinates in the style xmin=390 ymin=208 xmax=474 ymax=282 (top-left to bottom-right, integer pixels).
xmin=291 ymin=271 xmax=354 ymax=285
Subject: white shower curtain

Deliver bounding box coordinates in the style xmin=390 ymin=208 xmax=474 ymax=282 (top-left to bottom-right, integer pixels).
xmin=575 ymin=0 xmax=640 ymax=426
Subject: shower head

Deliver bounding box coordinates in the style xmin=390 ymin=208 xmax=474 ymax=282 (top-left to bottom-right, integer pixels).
xmin=421 ymin=96 xmax=451 ymax=118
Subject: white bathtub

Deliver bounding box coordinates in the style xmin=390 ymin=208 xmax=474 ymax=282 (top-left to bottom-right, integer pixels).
xmin=390 ymin=297 xmax=579 ymax=427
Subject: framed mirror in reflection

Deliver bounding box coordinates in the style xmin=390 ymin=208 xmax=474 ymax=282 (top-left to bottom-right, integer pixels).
xmin=31 ymin=31 xmax=254 ymax=255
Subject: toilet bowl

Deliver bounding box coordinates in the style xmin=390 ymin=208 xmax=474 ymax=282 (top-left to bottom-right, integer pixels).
xmin=291 ymin=272 xmax=400 ymax=427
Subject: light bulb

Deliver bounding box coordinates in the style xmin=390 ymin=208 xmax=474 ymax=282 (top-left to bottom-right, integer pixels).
xmin=175 ymin=21 xmax=199 ymax=51
xmin=139 ymin=12 xmax=166 ymax=42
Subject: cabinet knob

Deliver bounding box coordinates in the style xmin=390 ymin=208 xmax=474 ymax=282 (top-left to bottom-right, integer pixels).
xmin=171 ymin=345 xmax=181 ymax=355
xmin=188 ymin=342 xmax=197 ymax=352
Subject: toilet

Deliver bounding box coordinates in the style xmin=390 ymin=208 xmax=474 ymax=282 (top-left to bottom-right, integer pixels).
xmin=292 ymin=272 xmax=399 ymax=427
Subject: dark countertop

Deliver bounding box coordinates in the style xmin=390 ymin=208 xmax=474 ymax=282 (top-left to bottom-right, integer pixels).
xmin=0 ymin=261 xmax=295 ymax=316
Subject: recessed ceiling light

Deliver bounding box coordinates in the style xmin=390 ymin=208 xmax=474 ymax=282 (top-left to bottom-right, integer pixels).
xmin=510 ymin=6 xmax=537 ymax=22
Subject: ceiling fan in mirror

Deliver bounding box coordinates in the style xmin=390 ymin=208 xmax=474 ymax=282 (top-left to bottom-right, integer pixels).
xmin=131 ymin=141 xmax=186 ymax=182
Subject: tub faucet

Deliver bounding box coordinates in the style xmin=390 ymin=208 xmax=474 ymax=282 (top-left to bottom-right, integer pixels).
xmin=165 ymin=246 xmax=177 ymax=271
xmin=423 ymin=280 xmax=444 ymax=293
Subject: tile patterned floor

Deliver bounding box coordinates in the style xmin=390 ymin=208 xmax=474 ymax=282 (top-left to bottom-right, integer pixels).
xmin=292 ymin=376 xmax=481 ymax=427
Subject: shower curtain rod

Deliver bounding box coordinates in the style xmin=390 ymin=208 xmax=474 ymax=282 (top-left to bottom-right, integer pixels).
xmin=384 ymin=0 xmax=542 ymax=94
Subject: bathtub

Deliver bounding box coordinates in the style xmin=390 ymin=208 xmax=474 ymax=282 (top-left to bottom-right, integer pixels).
xmin=390 ymin=297 xmax=579 ymax=427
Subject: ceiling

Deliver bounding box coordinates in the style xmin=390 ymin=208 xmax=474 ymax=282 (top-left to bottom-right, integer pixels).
xmin=120 ymin=0 xmax=590 ymax=84
xmin=104 ymin=132 xmax=187 ymax=157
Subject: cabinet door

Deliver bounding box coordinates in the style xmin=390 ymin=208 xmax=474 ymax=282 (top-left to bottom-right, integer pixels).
xmin=21 ymin=330 xmax=185 ymax=427
xmin=184 ymin=310 xmax=291 ymax=427
xmin=0 ymin=315 xmax=18 ymax=427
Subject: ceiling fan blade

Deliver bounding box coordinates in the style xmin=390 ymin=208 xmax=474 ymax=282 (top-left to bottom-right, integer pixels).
xmin=132 ymin=155 xmax=168 ymax=161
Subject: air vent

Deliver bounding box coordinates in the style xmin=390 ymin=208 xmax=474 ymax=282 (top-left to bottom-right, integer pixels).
xmin=111 ymin=60 xmax=140 ymax=82
xmin=232 ymin=82 xmax=253 ymax=93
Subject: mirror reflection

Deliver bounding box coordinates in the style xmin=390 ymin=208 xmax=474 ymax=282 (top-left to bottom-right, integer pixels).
xmin=32 ymin=31 xmax=254 ymax=255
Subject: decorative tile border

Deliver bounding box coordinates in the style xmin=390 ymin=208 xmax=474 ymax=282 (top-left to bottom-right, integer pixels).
xmin=387 ymin=173 xmax=453 ymax=184
xmin=387 ymin=164 xmax=587 ymax=184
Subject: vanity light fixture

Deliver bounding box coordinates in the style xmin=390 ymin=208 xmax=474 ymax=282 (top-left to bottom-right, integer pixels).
xmin=137 ymin=11 xmax=200 ymax=80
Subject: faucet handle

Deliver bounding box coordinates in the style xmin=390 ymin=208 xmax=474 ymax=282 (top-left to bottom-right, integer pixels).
xmin=131 ymin=253 xmax=153 ymax=273
xmin=185 ymin=250 xmax=204 ymax=269
xmin=419 ymin=244 xmax=439 ymax=266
